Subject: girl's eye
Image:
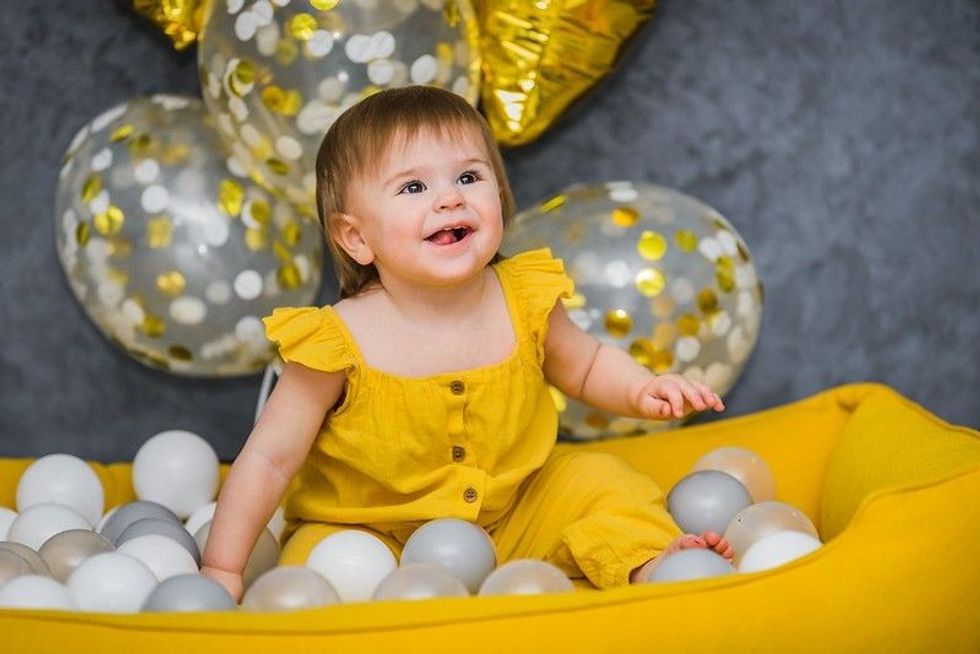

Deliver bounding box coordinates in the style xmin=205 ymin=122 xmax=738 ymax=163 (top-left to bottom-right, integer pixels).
xmin=399 ymin=181 xmax=425 ymax=194
xmin=458 ymin=171 xmax=478 ymax=185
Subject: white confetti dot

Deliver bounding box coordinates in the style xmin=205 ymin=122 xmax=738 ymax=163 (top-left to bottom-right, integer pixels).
xmin=270 ymin=0 xmax=290 ymax=6
xmin=710 ymin=310 xmax=732 ymax=337
xmin=234 ymin=11 xmax=258 ymax=41
xmin=91 ymin=148 xmax=113 ymax=172
xmin=207 ymin=72 xmax=222 ymax=99
xmin=67 ymin=126 xmax=90 ymax=155
xmin=675 ymin=336 xmax=701 ymax=362
xmin=705 ymin=362 xmax=733 ymax=392
xmin=737 ymin=290 xmax=755 ymax=318
xmin=89 ymin=189 xmax=110 ymax=216
xmin=681 ymin=366 xmax=706 ymax=384
xmin=59 ymin=158 xmax=74 ymax=180
xmin=227 ymin=0 xmax=245 ymax=13
xmin=251 ymin=1 xmax=273 ymax=26
xmin=228 ymin=96 xmax=249 ymax=122
xmin=394 ymin=0 xmax=418 ymax=13
xmin=305 ymin=30 xmax=334 ymax=58
xmin=206 ymin=281 xmax=232 ymax=304
xmin=420 ymin=0 xmax=442 ymax=9
xmin=367 ymin=59 xmax=395 ymax=86
xmin=62 ymin=209 xmax=78 ymax=233
xmin=717 ymin=230 xmax=738 ymax=256
xmin=256 ymin=23 xmax=281 ymax=56
xmin=293 ymin=254 xmax=310 ymax=281
xmin=86 ymin=239 xmax=111 ymax=262
xmin=121 ymin=298 xmax=145 ymax=324
xmin=240 ymin=123 xmax=264 ymax=148
xmin=318 ymin=77 xmax=345 ymax=102
xmin=97 ymin=280 xmax=124 ymax=307
xmin=698 ymin=237 xmax=722 ymax=261
xmin=727 ymin=325 xmax=750 ymax=364
xmin=275 ymin=136 xmax=303 ymax=161
xmin=297 ymin=101 xmax=336 ymax=135
xmin=735 ymin=264 xmax=756 ymax=289
xmin=133 ymin=159 xmax=160 ymax=184
xmin=141 ymin=185 xmax=170 ymax=213
xmin=170 ymin=297 xmax=207 ymax=325
xmin=202 ymin=216 xmax=230 ymax=246
xmin=152 ymin=95 xmax=190 ymax=110
xmin=227 ymin=156 xmax=249 ymax=178
xmin=91 ymin=104 xmax=127 ymax=133
xmin=345 ymin=34 xmax=372 ymax=63
xmin=234 ymin=270 xmax=263 ymax=300
xmin=302 ymin=173 xmax=317 ymax=193
xmin=371 ymin=31 xmax=396 ymax=60
xmin=604 ymin=260 xmax=632 ymax=288
xmin=609 ymin=186 xmax=638 ymax=203
xmin=216 ymin=112 xmax=236 ymax=137
xmin=670 ymin=277 xmax=695 ymax=305
xmin=410 ymin=54 xmax=437 ymax=84
xmin=235 ymin=315 xmax=265 ymax=343
xmin=356 ymin=0 xmax=379 ymax=10
xmin=451 ymin=75 xmax=470 ymax=97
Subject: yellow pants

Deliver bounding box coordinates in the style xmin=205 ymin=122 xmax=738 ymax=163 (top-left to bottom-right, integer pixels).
xmin=280 ymin=451 xmax=682 ymax=589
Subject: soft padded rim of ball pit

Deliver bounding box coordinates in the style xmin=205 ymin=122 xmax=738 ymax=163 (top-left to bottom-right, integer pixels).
xmin=1 ymin=383 xmax=978 ymax=653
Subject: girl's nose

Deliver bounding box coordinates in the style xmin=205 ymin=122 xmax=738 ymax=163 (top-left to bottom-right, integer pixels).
xmin=435 ymin=188 xmax=465 ymax=211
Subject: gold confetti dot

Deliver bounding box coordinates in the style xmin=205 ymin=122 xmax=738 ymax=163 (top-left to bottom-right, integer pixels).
xmin=161 ymin=143 xmax=191 ymax=166
xmin=273 ymin=240 xmax=292 ymax=262
xmin=266 ymin=158 xmax=289 ymax=175
xmin=139 ymin=314 xmax=165 ymax=338
xmin=289 ymin=13 xmax=318 ymax=40
xmin=548 ymin=386 xmax=567 ymax=412
xmin=677 ymin=313 xmax=700 ymax=336
xmin=635 ymin=268 xmax=665 ymax=297
xmin=611 ymin=206 xmax=639 ymax=228
xmin=716 ymin=255 xmax=735 ymax=292
xmin=218 ymin=179 xmax=245 ymax=216
xmin=245 ymin=228 xmax=268 ymax=251
xmin=107 ymin=267 xmax=128 ymax=286
xmin=561 ymin=291 xmax=587 ymax=310
xmin=275 ymin=38 xmax=299 ymax=65
xmin=650 ymin=348 xmax=674 ymax=374
xmin=697 ymin=288 xmax=720 ymax=314
xmin=128 ymin=133 xmax=152 ymax=158
xmin=262 ymin=86 xmax=293 ymax=114
xmin=637 ymin=230 xmax=667 ymax=260
xmin=585 ymin=412 xmax=610 ymax=429
xmin=737 ymin=240 xmax=751 ymax=263
xmin=168 ymin=345 xmax=193 ymax=361
xmin=94 ymin=206 xmax=125 ymax=236
xmin=75 ymin=222 xmax=91 ymax=247
xmin=282 ymin=220 xmax=302 ymax=246
xmin=628 ymin=339 xmax=653 ymax=366
xmin=309 ymin=0 xmax=340 ymax=10
xmin=539 ymin=194 xmax=566 ymax=212
xmin=234 ymin=60 xmax=256 ymax=86
xmin=675 ymin=229 xmax=698 ymax=252
xmin=156 ymin=270 xmax=186 ymax=297
xmin=107 ymin=236 xmax=132 ymax=258
xmin=652 ymin=322 xmax=677 ymax=349
xmin=604 ymin=309 xmax=633 ymax=338
xmin=110 ymin=124 xmax=134 ymax=142
xmin=652 ymin=295 xmax=675 ymax=319
xmin=81 ymin=175 xmax=102 ymax=203
xmin=146 ymin=215 xmax=174 ymax=248
xmin=249 ymin=200 xmax=272 ymax=225
xmin=277 ymin=262 xmax=302 ymax=289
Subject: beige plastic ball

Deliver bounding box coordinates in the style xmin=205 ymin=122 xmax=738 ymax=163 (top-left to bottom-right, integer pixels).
xmin=38 ymin=529 xmax=114 ymax=582
xmin=194 ymin=521 xmax=280 ymax=590
xmin=478 ymin=559 xmax=574 ymax=596
xmin=372 ymin=563 xmax=470 ymax=601
xmin=723 ymin=501 xmax=820 ymax=567
xmin=241 ymin=566 xmax=341 ymax=612
xmin=692 ymin=446 xmax=777 ymax=503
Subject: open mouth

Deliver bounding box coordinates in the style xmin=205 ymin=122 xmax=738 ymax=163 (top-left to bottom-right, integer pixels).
xmin=425 ymin=226 xmax=472 ymax=246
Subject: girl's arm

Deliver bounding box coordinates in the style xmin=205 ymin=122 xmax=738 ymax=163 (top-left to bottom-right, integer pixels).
xmin=542 ymin=302 xmax=723 ymax=421
xmin=200 ymin=362 xmax=346 ymax=600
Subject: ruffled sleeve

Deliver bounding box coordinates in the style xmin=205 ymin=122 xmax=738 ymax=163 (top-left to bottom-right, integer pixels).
xmin=496 ymin=248 xmax=575 ymax=363
xmin=263 ymin=306 xmax=354 ymax=373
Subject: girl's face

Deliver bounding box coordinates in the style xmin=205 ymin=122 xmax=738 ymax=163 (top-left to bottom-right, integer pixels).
xmin=341 ymin=125 xmax=504 ymax=290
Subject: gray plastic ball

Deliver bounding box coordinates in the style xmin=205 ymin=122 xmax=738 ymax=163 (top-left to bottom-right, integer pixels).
xmin=140 ymin=573 xmax=237 ymax=612
xmin=38 ymin=529 xmax=114 ymax=582
xmin=100 ymin=501 xmax=181 ymax=544
xmin=0 ymin=541 xmax=52 ymax=576
xmin=117 ymin=517 xmax=201 ymax=565
xmin=193 ymin=521 xmax=280 ymax=590
xmin=667 ymin=470 xmax=753 ymax=535
xmin=241 ymin=566 xmax=341 ymax=611
xmin=372 ymin=563 xmax=470 ymax=601
xmin=646 ymin=548 xmax=735 ymax=583
xmin=400 ymin=519 xmax=496 ymax=594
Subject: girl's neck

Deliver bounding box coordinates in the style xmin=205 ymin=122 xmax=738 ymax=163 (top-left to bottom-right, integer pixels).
xmin=376 ymin=267 xmax=491 ymax=325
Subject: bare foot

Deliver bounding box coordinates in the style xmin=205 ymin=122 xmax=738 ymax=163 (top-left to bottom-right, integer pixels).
xmin=630 ymin=531 xmax=734 ymax=583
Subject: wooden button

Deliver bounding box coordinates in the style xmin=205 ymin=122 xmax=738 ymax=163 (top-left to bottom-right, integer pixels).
xmin=452 ymin=445 xmax=465 ymax=462
xmin=450 ymin=380 xmax=465 ymax=395
xmin=463 ymin=487 xmax=478 ymax=503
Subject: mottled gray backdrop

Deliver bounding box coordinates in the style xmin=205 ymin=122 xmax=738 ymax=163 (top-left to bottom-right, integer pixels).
xmin=1 ymin=1 xmax=977 ymax=461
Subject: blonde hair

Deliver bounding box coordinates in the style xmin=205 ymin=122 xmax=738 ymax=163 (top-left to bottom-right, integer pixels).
xmin=315 ymin=86 xmax=516 ymax=299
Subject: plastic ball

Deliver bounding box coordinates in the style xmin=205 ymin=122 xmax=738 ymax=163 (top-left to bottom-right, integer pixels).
xmin=738 ymin=530 xmax=822 ymax=574
xmin=0 ymin=541 xmax=53 ymax=576
xmin=132 ymin=430 xmax=220 ymax=519
xmin=194 ymin=522 xmax=279 ymax=589
xmin=1 ymin=507 xmax=19 ymax=539
xmin=478 ymin=559 xmax=574 ymax=596
xmin=66 ymin=552 xmax=159 ymax=613
xmin=0 ymin=574 xmax=77 ymax=610
xmin=241 ymin=566 xmax=341 ymax=612
xmin=99 ymin=500 xmax=181 ymax=544
xmin=38 ymin=529 xmax=114 ymax=582
xmin=117 ymin=534 xmax=200 ymax=582
xmin=117 ymin=517 xmax=201 ymax=565
xmin=0 ymin=549 xmax=35 ymax=586
xmin=667 ymin=470 xmax=753 ymax=535
xmin=372 ymin=563 xmax=470 ymax=601
xmin=140 ymin=574 xmax=237 ymax=612
xmin=724 ymin=501 xmax=820 ymax=567
xmin=305 ymin=530 xmax=397 ymax=603
xmin=646 ymin=549 xmax=734 ymax=583
xmin=400 ymin=518 xmax=496 ymax=593
xmin=7 ymin=503 xmax=92 ymax=550
xmin=692 ymin=446 xmax=776 ymax=503
xmin=183 ymin=501 xmax=216 ymax=538
xmin=16 ymin=454 xmax=104 ymax=526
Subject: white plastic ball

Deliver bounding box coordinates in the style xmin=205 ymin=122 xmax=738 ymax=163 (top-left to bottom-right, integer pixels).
xmin=0 ymin=574 xmax=77 ymax=610
xmin=66 ymin=552 xmax=159 ymax=613
xmin=0 ymin=507 xmax=17 ymax=539
xmin=305 ymin=530 xmax=397 ymax=603
xmin=738 ymin=530 xmax=823 ymax=574
xmin=16 ymin=454 xmax=104 ymax=526
xmin=132 ymin=430 xmax=220 ymax=519
xmin=117 ymin=534 xmax=200 ymax=581
xmin=183 ymin=501 xmax=217 ymax=538
xmin=646 ymin=549 xmax=735 ymax=583
xmin=8 ymin=503 xmax=92 ymax=550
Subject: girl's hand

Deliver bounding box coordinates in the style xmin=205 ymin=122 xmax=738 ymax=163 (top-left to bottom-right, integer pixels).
xmin=635 ymin=374 xmax=724 ymax=420
xmin=200 ymin=565 xmax=244 ymax=603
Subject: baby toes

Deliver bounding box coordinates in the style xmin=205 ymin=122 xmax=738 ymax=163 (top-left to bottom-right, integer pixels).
xmin=679 ymin=534 xmax=707 ymax=549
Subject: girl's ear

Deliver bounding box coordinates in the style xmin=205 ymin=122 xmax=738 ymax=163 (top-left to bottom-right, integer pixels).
xmin=329 ymin=212 xmax=375 ymax=266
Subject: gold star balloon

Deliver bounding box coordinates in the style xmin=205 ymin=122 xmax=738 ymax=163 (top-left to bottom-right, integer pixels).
xmin=54 ymin=95 xmax=323 ymax=377
xmin=504 ymin=182 xmax=763 ymax=440
xmin=196 ymin=0 xmax=481 ymax=216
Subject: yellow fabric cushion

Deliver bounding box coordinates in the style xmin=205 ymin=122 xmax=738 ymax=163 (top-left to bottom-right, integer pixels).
xmin=2 ymin=383 xmax=978 ymax=652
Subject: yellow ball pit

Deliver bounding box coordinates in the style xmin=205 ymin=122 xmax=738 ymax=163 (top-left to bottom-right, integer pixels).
xmin=2 ymin=383 xmax=978 ymax=652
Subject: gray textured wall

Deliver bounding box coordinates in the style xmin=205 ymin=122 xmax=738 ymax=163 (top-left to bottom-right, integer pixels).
xmin=1 ymin=1 xmax=977 ymax=462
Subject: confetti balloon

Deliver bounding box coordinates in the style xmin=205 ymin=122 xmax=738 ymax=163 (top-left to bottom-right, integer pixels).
xmin=54 ymin=94 xmax=323 ymax=377
xmin=197 ymin=0 xmax=481 ymax=215
xmin=504 ymin=182 xmax=763 ymax=440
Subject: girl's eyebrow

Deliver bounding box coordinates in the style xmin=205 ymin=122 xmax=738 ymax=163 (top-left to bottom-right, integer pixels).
xmin=383 ymin=157 xmax=489 ymax=188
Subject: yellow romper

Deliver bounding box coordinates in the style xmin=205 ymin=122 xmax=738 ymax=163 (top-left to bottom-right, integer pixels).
xmin=263 ymin=248 xmax=681 ymax=588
